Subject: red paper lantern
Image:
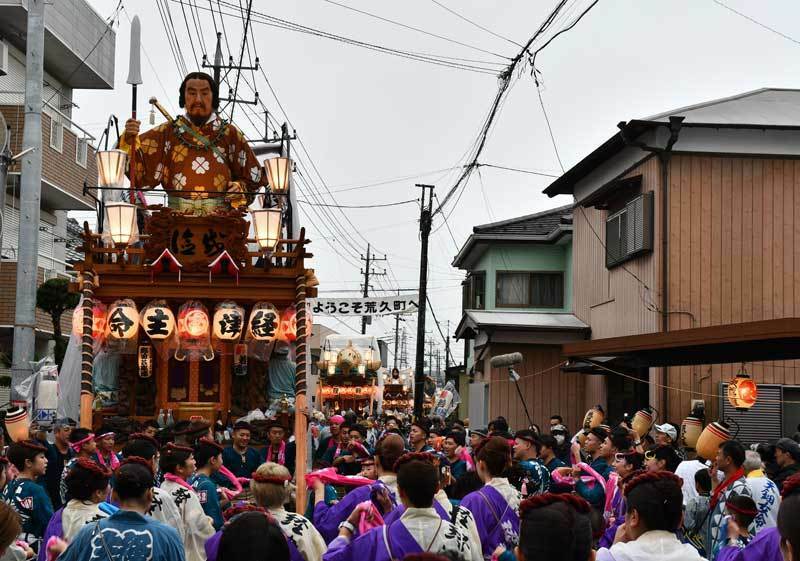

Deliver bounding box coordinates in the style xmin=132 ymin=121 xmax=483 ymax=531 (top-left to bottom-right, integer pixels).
xmin=71 ymin=300 xmax=107 ymax=341
xmin=278 ymin=306 xmax=297 ymax=342
xmin=728 ymin=369 xmax=758 ymax=410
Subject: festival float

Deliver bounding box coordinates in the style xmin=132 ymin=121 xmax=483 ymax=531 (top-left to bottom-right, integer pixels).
xmin=380 ymin=367 xmax=413 ymax=416
xmin=316 ymin=335 xmax=382 ymax=414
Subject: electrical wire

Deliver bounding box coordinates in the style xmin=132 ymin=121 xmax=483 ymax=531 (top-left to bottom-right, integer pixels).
xmin=429 ymin=0 xmax=524 ymax=49
xmin=322 ymin=0 xmax=512 ymax=60
xmin=327 ymin=167 xmax=461 ymax=193
xmin=177 ymin=0 xmax=201 ymax=69
xmin=710 ymin=0 xmax=800 ymax=47
xmin=184 ymin=0 xmax=502 ymax=75
xmin=536 ymin=86 xmax=565 ymax=173
xmin=295 ymin=199 xmax=419 ymax=209
xmin=477 ymin=163 xmax=560 ymax=178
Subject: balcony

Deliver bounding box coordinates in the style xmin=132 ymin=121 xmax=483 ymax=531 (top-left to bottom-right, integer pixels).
xmin=0 ymin=0 xmax=114 ymax=89
xmin=1 ymin=103 xmax=97 ymax=211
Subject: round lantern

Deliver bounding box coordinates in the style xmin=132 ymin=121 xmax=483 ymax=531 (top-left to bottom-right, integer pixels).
xmin=278 ymin=306 xmax=297 ymax=342
xmin=71 ymin=300 xmax=107 ymax=340
xmin=728 ymin=369 xmax=758 ymax=411
xmin=582 ymin=405 xmax=605 ymax=431
xmin=696 ymin=420 xmax=733 ymax=461
xmin=106 ymin=299 xmax=140 ymax=340
xmin=140 ymin=300 xmax=175 ymax=340
xmin=213 ymin=301 xmax=245 ymax=341
xmin=176 ymin=301 xmax=213 ymax=361
xmin=680 ymin=415 xmax=704 ymax=449
xmin=247 ymin=302 xmax=279 ymax=341
xmin=4 ymin=407 xmax=29 ymax=442
xmin=631 ymin=406 xmax=658 ymax=439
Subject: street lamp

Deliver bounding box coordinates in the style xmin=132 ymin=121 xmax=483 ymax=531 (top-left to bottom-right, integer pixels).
xmin=104 ymin=202 xmax=137 ymax=246
xmin=96 ymin=149 xmax=128 ymax=187
xmin=265 ymin=157 xmax=292 ymax=194
xmin=250 ymin=208 xmax=282 ymax=252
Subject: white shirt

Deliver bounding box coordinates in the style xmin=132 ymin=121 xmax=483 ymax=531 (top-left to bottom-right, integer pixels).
xmin=269 ymin=507 xmax=326 ymax=561
xmin=675 ymin=460 xmax=706 ymax=506
xmin=160 ymin=479 xmax=215 ymax=561
xmin=400 ymin=507 xmax=482 ymax=561
xmin=379 ymin=474 xmax=398 ymax=498
xmin=596 ymin=530 xmax=705 ymax=561
xmin=62 ymin=500 xmax=106 ymax=541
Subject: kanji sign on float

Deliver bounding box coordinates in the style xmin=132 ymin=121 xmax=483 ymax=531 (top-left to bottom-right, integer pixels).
xmin=307 ymin=295 xmax=419 ymax=316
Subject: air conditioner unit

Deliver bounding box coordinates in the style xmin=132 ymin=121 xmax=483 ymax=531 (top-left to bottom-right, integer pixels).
xmin=0 ymin=41 xmax=7 ymax=77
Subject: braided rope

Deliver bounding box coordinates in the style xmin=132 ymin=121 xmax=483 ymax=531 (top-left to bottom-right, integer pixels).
xmin=294 ymin=275 xmax=307 ymax=396
xmin=80 ymin=272 xmax=95 ymax=398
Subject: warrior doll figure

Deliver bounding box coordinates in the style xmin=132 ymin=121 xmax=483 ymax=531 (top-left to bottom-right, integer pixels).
xmin=121 ymin=72 xmax=267 ymax=214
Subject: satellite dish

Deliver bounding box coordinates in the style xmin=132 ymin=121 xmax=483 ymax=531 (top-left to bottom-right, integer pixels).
xmin=0 ymin=112 xmax=7 ymax=153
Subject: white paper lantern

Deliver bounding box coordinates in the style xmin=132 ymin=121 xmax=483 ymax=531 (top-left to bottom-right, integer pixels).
xmin=247 ymin=302 xmax=279 ymax=341
xmin=213 ymin=301 xmax=245 ymax=341
xmin=140 ymin=301 xmax=175 ymax=340
xmin=107 ymin=299 xmax=140 ymax=340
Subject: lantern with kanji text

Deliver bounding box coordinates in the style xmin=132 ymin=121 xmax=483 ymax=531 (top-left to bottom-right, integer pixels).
xmin=728 ymin=367 xmax=758 ymax=411
xmin=106 ymin=299 xmax=140 ymax=340
xmin=213 ymin=301 xmax=245 ymax=342
xmin=247 ymin=302 xmax=279 ymax=342
xmin=140 ymin=300 xmax=175 ymax=340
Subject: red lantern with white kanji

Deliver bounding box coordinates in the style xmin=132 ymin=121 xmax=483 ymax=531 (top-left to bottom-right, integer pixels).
xmin=728 ymin=368 xmax=758 ymax=410
xmin=278 ymin=306 xmax=297 ymax=342
xmin=71 ymin=299 xmax=107 ymax=342
xmin=247 ymin=302 xmax=279 ymax=342
xmin=106 ymin=299 xmax=139 ymax=340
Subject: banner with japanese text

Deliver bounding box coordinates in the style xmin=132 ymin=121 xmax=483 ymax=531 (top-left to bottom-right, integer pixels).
xmin=308 ymin=295 xmax=419 ymax=316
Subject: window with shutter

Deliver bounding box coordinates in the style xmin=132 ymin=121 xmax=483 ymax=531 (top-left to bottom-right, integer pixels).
xmin=605 ymin=191 xmax=654 ymax=268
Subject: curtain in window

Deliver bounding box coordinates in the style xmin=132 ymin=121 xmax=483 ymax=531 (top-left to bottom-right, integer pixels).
xmin=497 ymin=272 xmax=529 ymax=306
xmin=532 ymin=273 xmax=563 ymax=307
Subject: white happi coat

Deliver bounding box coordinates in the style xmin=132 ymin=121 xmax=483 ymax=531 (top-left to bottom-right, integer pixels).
xmin=149 ymin=486 xmax=186 ymax=543
xmin=160 ymin=479 xmax=215 ymax=561
xmin=269 ymin=507 xmax=327 ymax=561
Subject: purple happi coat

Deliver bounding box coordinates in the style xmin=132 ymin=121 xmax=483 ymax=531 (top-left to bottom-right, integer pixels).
xmin=459 ymin=485 xmax=519 ymax=560
xmin=313 ymin=481 xmax=395 ymax=543
xmin=714 ymin=527 xmax=782 ymax=561
xmin=323 ymin=517 xmax=470 ymax=561
xmin=204 ymin=528 xmax=303 ymax=561
xmin=599 ymin=488 xmax=625 ymax=548
xmin=38 ymin=508 xmax=64 ymax=561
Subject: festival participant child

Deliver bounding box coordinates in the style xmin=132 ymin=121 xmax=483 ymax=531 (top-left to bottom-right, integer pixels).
xmin=322 ymin=457 xmax=481 ymax=561
xmin=121 ymin=436 xmax=184 ymax=540
xmin=512 ymin=430 xmax=550 ymax=498
xmin=261 ymin=420 xmax=296 ymax=475
xmin=61 ymin=458 xmax=111 ymax=541
xmin=190 ymin=437 xmax=227 ymax=530
xmin=92 ymin=427 xmax=120 ymax=471
xmin=459 ymin=436 xmax=521 ymax=560
xmin=713 ymin=495 xmax=758 ymax=558
xmin=219 ymin=421 xmax=260 ymax=480
xmin=312 ymin=433 xmax=405 ymax=542
xmin=251 ymin=462 xmax=326 ymax=561
xmin=3 ymin=440 xmax=53 ymax=547
xmin=60 ymin=428 xmax=97 ymax=505
xmin=159 ymin=443 xmax=215 ymax=561
xmin=51 ymin=462 xmax=184 ymax=561
xmin=513 ymin=494 xmax=593 ymax=561
xmin=595 ymin=471 xmax=704 ymax=561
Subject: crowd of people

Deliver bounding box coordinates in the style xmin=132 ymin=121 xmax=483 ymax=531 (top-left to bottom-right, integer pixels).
xmin=0 ymin=410 xmax=796 ymax=561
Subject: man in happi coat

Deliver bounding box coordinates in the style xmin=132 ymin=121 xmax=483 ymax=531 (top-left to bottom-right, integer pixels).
xmin=122 ymin=72 xmax=266 ymax=214
xmin=323 ymin=457 xmax=481 ymax=561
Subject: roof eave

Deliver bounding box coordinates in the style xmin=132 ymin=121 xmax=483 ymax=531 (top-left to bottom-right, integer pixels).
xmin=452 ymin=227 xmax=573 ymax=269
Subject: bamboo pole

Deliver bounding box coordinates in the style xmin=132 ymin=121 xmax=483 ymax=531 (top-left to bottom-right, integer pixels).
xmin=294 ymin=270 xmax=308 ymax=513
xmin=79 ymin=271 xmax=95 ymax=428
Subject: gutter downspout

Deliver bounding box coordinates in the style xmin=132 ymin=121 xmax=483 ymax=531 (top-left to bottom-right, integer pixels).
xmin=617 ymin=116 xmax=684 ymax=413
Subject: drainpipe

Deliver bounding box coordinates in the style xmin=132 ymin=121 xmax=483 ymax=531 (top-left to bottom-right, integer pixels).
xmin=617 ymin=116 xmax=684 ymax=413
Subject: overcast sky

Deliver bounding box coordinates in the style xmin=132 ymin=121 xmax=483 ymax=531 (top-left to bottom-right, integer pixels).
xmin=74 ymin=0 xmax=800 ymax=368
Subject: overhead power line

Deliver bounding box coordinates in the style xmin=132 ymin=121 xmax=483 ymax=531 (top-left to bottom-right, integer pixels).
xmin=322 ymin=0 xmax=512 ymax=60
xmin=429 ymin=0 xmax=524 ymax=49
xmin=295 ymin=198 xmax=419 ymax=209
xmin=476 ymin=163 xmax=560 ymax=177
xmin=710 ymin=0 xmax=800 ymax=46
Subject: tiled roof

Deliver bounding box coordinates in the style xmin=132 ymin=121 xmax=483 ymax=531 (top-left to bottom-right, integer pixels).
xmin=473 ymin=204 xmax=572 ymax=236
xmin=65 ymin=218 xmax=83 ymax=265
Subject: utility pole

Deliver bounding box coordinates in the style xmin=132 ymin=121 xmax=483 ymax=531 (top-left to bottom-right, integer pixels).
xmin=427 ymin=338 xmax=435 ymax=381
xmin=360 ymin=243 xmax=386 ymax=334
xmin=436 ymin=349 xmax=441 ymax=386
xmin=445 ymin=320 xmax=452 ymax=370
xmin=400 ymin=327 xmax=408 ymax=369
xmin=0 ymin=125 xmax=11 ymax=258
xmin=11 ymin=0 xmax=45 ymax=400
xmin=413 ymin=184 xmax=434 ymax=419
xmin=202 ymin=33 xmax=260 ymax=119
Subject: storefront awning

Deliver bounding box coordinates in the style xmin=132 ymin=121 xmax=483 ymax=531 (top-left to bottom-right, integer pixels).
xmin=561 ymin=318 xmax=800 ymax=367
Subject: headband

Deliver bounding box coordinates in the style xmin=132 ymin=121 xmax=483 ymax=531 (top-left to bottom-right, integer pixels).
xmin=120 ymin=455 xmax=155 ymax=475
xmin=727 ymin=501 xmax=758 ymax=517
xmin=71 ymin=457 xmax=113 ymax=478
xmin=163 ymin=443 xmax=194 ymax=454
xmin=128 ymin=433 xmax=160 ymax=448
xmin=519 ymin=493 xmax=591 ymax=517
xmin=95 ymin=432 xmax=114 ymax=440
xmin=251 ymin=472 xmax=292 ymax=486
xmin=69 ymin=433 xmax=95 ymax=453
xmin=197 ymin=437 xmax=224 ymax=452
xmin=393 ymin=452 xmax=435 ymax=473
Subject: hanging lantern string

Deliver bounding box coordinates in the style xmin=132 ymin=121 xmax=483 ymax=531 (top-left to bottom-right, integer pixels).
xmin=583 ymin=360 xmax=800 ymax=406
